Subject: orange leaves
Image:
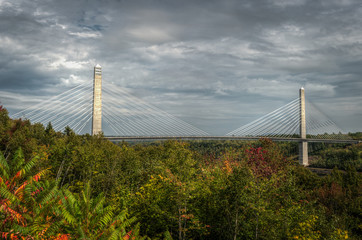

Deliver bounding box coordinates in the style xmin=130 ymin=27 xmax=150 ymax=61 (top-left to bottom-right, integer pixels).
xmin=1 ymin=204 xmax=26 ymax=226
xmin=52 ymin=234 xmax=71 ymax=240
xmin=163 ymin=168 xmax=183 ymax=187
xmin=1 ymin=232 xmax=18 ymax=240
xmin=32 ymin=169 xmax=47 ymax=182
xmin=1 ymin=232 xmax=21 ymax=240
xmin=123 ymin=230 xmax=133 ymax=240
xmin=181 ymin=213 xmax=194 ymax=220
xmin=13 ymin=181 xmax=27 ymax=201
xmin=221 ymin=154 xmax=240 ymax=175
xmin=223 ymin=160 xmax=232 ymax=174
xmin=38 ymin=224 xmax=50 ymax=238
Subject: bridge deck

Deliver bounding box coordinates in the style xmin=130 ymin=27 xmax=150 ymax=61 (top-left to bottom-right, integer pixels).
xmin=105 ymin=136 xmax=360 ymax=144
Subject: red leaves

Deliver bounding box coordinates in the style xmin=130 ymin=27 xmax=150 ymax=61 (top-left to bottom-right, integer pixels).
xmin=317 ymin=182 xmax=344 ymax=206
xmin=14 ymin=171 xmax=22 ymax=180
xmin=245 ymin=139 xmax=289 ymax=179
xmin=246 ymin=147 xmax=273 ymax=178
xmin=31 ymin=187 xmax=44 ymax=196
xmin=33 ymin=174 xmax=40 ymax=182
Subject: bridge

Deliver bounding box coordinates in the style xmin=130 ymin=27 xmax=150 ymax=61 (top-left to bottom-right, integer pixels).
xmin=106 ymin=136 xmax=358 ymax=144
xmin=11 ymin=65 xmax=360 ymax=166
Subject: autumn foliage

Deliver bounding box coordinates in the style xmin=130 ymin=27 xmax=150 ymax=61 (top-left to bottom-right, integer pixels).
xmin=0 ymin=106 xmax=361 ymax=239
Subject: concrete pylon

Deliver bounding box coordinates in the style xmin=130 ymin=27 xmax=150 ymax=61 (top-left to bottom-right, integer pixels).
xmin=92 ymin=64 xmax=102 ymax=135
xmin=299 ymin=87 xmax=308 ymax=166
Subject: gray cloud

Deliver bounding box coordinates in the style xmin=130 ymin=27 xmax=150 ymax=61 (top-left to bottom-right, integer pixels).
xmin=0 ymin=0 xmax=361 ymax=134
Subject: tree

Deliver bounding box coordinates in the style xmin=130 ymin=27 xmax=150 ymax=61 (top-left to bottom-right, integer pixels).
xmin=129 ymin=141 xmax=206 ymax=240
xmin=0 ymin=106 xmax=11 ymax=153
xmin=0 ymin=148 xmax=68 ymax=239
xmin=60 ymin=181 xmax=143 ymax=239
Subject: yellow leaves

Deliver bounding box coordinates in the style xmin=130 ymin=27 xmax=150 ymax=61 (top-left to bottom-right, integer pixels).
xmin=135 ymin=191 xmax=144 ymax=200
xmin=33 ymin=145 xmax=50 ymax=166
xmin=289 ymin=215 xmax=321 ymax=240
xmin=333 ymin=228 xmax=349 ymax=240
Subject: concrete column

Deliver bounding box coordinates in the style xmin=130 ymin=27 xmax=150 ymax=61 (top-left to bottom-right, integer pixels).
xmin=92 ymin=64 xmax=102 ymax=135
xmin=299 ymin=87 xmax=308 ymax=166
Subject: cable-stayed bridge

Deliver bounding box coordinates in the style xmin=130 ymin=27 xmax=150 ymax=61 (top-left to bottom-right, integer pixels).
xmin=10 ymin=65 xmax=360 ymax=165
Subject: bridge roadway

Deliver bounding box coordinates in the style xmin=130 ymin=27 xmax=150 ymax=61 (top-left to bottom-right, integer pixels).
xmin=105 ymin=136 xmax=361 ymax=144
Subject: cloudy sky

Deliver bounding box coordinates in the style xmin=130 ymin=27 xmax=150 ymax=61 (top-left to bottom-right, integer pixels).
xmin=0 ymin=0 xmax=361 ymax=135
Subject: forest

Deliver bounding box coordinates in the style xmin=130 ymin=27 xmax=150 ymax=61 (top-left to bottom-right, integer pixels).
xmin=0 ymin=105 xmax=361 ymax=239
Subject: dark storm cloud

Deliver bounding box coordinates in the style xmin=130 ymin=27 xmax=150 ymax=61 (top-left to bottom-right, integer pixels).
xmin=0 ymin=0 xmax=361 ymax=133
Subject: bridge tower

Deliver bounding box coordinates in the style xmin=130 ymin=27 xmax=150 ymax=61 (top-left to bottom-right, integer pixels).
xmin=299 ymin=87 xmax=308 ymax=166
xmin=92 ymin=64 xmax=102 ymax=135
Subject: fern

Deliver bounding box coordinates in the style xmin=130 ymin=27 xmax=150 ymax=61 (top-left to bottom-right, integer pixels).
xmin=11 ymin=148 xmax=25 ymax=176
xmin=59 ymin=181 xmax=144 ymax=239
xmin=61 ymin=206 xmax=77 ymax=225
xmin=39 ymin=180 xmax=60 ymax=205
xmin=22 ymin=155 xmax=38 ymax=175
xmin=164 ymin=230 xmax=173 ymax=240
xmin=92 ymin=192 xmax=106 ymax=215
xmin=99 ymin=206 xmax=115 ymax=229
xmin=0 ymin=150 xmax=65 ymax=239
xmin=0 ymin=186 xmax=19 ymax=203
xmin=106 ymin=228 xmax=120 ymax=240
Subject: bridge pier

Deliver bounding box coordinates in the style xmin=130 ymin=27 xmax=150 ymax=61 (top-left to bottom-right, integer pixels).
xmin=299 ymin=141 xmax=308 ymax=166
xmin=92 ymin=64 xmax=102 ymax=135
xmin=299 ymin=87 xmax=308 ymax=166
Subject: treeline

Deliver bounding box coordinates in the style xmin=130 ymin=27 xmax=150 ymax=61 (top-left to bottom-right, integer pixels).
xmin=0 ymin=106 xmax=361 ymax=239
xmin=185 ymin=140 xmax=362 ymax=171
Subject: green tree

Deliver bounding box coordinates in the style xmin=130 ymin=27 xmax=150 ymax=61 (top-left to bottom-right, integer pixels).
xmin=129 ymin=141 xmax=205 ymax=240
xmin=0 ymin=106 xmax=11 ymax=153
xmin=60 ymin=181 xmax=142 ymax=239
